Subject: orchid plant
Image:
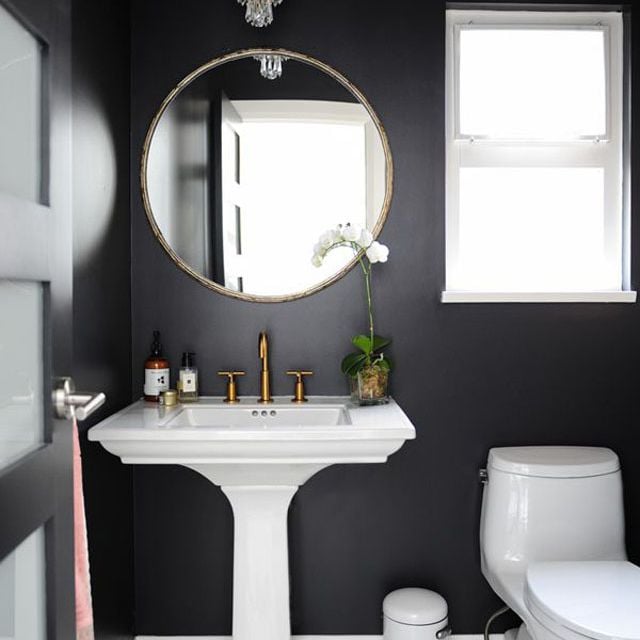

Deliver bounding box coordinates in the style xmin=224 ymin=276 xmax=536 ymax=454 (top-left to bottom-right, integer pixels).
xmin=312 ymin=223 xmax=391 ymax=378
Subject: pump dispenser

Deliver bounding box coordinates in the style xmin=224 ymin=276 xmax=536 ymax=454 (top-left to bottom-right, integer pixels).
xmin=144 ymin=330 xmax=170 ymax=402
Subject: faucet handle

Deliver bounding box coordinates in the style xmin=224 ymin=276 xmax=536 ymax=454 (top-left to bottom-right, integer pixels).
xmin=218 ymin=371 xmax=245 ymax=403
xmin=286 ymin=370 xmax=313 ymax=403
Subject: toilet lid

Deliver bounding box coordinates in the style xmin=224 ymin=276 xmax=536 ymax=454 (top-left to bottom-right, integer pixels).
xmin=488 ymin=447 xmax=619 ymax=478
xmin=525 ymin=561 xmax=640 ymax=640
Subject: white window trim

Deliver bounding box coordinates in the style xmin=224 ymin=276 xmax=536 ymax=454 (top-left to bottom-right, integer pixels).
xmin=442 ymin=290 xmax=636 ymax=303
xmin=443 ymin=9 xmax=635 ymax=303
xmin=231 ymin=99 xmax=371 ymax=125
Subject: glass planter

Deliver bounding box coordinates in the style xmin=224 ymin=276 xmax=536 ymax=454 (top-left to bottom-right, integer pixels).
xmin=349 ymin=364 xmax=389 ymax=405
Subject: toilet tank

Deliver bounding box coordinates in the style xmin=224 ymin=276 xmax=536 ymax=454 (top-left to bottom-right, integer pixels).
xmin=480 ymin=447 xmax=626 ymax=582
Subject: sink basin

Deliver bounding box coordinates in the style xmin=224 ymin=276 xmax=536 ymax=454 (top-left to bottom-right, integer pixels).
xmin=89 ymin=396 xmax=415 ymax=640
xmin=166 ymin=403 xmax=351 ymax=428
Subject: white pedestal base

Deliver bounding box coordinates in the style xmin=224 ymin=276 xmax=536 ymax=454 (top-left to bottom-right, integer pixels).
xmin=184 ymin=463 xmax=327 ymax=640
xmin=222 ymin=485 xmax=298 ymax=640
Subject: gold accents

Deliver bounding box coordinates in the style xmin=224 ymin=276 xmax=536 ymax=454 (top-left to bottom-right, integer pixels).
xmin=140 ymin=47 xmax=394 ymax=303
xmin=159 ymin=389 xmax=178 ymax=407
xmin=218 ymin=371 xmax=245 ymax=403
xmin=258 ymin=331 xmax=272 ymax=403
xmin=286 ymin=370 xmax=313 ymax=403
xmin=259 ymin=371 xmax=272 ymax=403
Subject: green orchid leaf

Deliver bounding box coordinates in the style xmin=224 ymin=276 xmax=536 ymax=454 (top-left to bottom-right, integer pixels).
xmin=341 ymin=352 xmax=368 ymax=376
xmin=352 ymin=334 xmax=373 ymax=355
xmin=372 ymin=335 xmax=391 ymax=352
xmin=378 ymin=356 xmax=392 ymax=371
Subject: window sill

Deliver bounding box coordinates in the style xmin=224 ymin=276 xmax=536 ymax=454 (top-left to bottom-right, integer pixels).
xmin=441 ymin=291 xmax=637 ymax=303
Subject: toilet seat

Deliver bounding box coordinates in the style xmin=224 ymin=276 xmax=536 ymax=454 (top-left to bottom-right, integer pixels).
xmin=525 ymin=561 xmax=640 ymax=640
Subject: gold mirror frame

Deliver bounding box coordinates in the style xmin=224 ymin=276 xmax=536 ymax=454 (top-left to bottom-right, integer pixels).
xmin=141 ymin=48 xmax=394 ymax=303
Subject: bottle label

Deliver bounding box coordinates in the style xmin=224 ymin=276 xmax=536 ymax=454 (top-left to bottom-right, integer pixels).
xmin=144 ymin=368 xmax=170 ymax=396
xmin=179 ymin=369 xmax=197 ymax=393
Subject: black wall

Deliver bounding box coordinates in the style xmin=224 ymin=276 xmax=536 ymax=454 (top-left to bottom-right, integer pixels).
xmin=130 ymin=0 xmax=640 ymax=636
xmin=72 ymin=1 xmax=134 ymax=638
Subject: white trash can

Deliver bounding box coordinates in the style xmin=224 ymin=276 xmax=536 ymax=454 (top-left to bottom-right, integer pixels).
xmin=383 ymin=588 xmax=450 ymax=640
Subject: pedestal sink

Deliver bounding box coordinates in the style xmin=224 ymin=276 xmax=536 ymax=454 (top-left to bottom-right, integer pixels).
xmin=89 ymin=396 xmax=415 ymax=640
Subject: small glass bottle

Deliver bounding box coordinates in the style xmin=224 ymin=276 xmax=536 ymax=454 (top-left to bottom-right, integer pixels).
xmin=178 ymin=352 xmax=199 ymax=402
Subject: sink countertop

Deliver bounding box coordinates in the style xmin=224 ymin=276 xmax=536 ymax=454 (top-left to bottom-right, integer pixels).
xmin=88 ymin=396 xmax=416 ymax=442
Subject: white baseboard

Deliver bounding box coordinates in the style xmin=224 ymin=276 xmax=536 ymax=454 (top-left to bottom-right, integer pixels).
xmin=136 ymin=634 xmax=505 ymax=640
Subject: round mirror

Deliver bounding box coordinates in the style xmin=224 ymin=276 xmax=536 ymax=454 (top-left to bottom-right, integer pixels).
xmin=142 ymin=49 xmax=393 ymax=302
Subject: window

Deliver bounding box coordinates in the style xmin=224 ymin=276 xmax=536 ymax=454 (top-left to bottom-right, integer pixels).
xmin=444 ymin=10 xmax=634 ymax=303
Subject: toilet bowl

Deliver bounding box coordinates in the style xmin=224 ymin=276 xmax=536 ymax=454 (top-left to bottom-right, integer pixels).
xmin=479 ymin=446 xmax=640 ymax=640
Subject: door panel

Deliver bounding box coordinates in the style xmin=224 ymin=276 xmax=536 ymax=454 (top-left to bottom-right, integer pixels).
xmin=0 ymin=2 xmax=42 ymax=203
xmin=0 ymin=526 xmax=47 ymax=640
xmin=0 ymin=0 xmax=74 ymax=638
xmin=0 ymin=280 xmax=45 ymax=472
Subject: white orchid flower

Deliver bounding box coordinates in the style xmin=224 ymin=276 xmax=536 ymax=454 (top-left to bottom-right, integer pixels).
xmin=313 ymin=223 xmax=390 ymax=269
xmin=366 ymin=241 xmax=389 ymax=264
xmin=342 ymin=223 xmax=361 ymax=242
xmin=358 ymin=228 xmax=374 ymax=249
xmin=319 ymin=228 xmax=340 ymax=249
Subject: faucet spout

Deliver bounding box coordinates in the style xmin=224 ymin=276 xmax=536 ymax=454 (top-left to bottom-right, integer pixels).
xmin=259 ymin=331 xmax=269 ymax=371
xmin=258 ymin=332 xmax=272 ymax=403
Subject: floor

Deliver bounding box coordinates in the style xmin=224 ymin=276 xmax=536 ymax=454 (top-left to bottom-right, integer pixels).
xmin=136 ymin=634 xmax=505 ymax=640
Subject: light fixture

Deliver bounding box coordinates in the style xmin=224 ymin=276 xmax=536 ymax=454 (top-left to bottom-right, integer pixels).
xmin=237 ymin=0 xmax=284 ymax=28
xmin=254 ymin=54 xmax=287 ymax=80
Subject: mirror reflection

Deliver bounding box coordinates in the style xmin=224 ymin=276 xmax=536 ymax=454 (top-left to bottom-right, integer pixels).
xmin=144 ymin=51 xmax=391 ymax=300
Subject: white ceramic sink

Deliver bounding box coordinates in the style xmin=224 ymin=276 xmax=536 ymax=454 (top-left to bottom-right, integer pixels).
xmin=89 ymin=396 xmax=415 ymax=640
xmin=89 ymin=396 xmax=414 ymax=483
xmin=168 ymin=403 xmax=351 ymax=427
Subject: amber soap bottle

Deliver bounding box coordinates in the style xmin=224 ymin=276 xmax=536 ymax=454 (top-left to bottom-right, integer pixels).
xmin=144 ymin=330 xmax=170 ymax=402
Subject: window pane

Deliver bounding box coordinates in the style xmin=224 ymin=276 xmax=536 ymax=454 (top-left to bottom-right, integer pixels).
xmin=0 ymin=280 xmax=44 ymax=471
xmin=458 ymin=28 xmax=606 ymax=139
xmin=454 ymin=167 xmax=616 ymax=291
xmin=0 ymin=527 xmax=46 ymax=640
xmin=0 ymin=4 xmax=42 ymax=202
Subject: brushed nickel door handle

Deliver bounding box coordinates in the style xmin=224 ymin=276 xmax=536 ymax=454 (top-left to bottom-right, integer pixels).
xmin=52 ymin=377 xmax=106 ymax=421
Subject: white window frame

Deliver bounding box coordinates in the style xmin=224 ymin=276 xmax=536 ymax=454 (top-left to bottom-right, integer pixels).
xmin=444 ymin=9 xmax=634 ymax=303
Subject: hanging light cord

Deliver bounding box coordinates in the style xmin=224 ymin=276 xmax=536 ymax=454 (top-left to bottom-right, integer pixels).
xmin=484 ymin=605 xmax=511 ymax=640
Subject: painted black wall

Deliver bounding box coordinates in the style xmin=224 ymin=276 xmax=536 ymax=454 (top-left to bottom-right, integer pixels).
xmin=72 ymin=1 xmax=134 ymax=638
xmin=130 ymin=0 xmax=640 ymax=635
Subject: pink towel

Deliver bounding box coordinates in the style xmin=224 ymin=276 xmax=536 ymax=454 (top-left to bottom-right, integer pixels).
xmin=73 ymin=420 xmax=95 ymax=640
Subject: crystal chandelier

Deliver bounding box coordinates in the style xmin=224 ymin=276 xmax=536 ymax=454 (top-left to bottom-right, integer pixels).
xmin=237 ymin=0 xmax=284 ymax=28
xmin=254 ymin=54 xmax=287 ymax=80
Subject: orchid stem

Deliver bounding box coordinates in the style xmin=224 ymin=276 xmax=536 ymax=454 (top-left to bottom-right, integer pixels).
xmin=355 ymin=246 xmax=375 ymax=365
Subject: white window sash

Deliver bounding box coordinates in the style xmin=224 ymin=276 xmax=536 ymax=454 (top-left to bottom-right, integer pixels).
xmin=452 ymin=21 xmax=614 ymax=142
xmin=444 ymin=9 xmax=630 ymax=301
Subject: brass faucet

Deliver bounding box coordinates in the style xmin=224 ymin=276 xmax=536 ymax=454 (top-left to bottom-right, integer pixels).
xmin=258 ymin=331 xmax=272 ymax=403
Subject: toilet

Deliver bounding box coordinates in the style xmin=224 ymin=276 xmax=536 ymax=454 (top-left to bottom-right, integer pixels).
xmin=480 ymin=446 xmax=640 ymax=640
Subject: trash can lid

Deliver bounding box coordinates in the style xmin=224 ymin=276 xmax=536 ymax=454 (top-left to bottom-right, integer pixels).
xmin=383 ymin=588 xmax=448 ymax=625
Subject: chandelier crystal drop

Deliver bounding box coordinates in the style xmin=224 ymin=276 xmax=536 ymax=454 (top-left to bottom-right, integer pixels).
xmin=237 ymin=0 xmax=284 ymax=28
xmin=254 ymin=54 xmax=287 ymax=80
